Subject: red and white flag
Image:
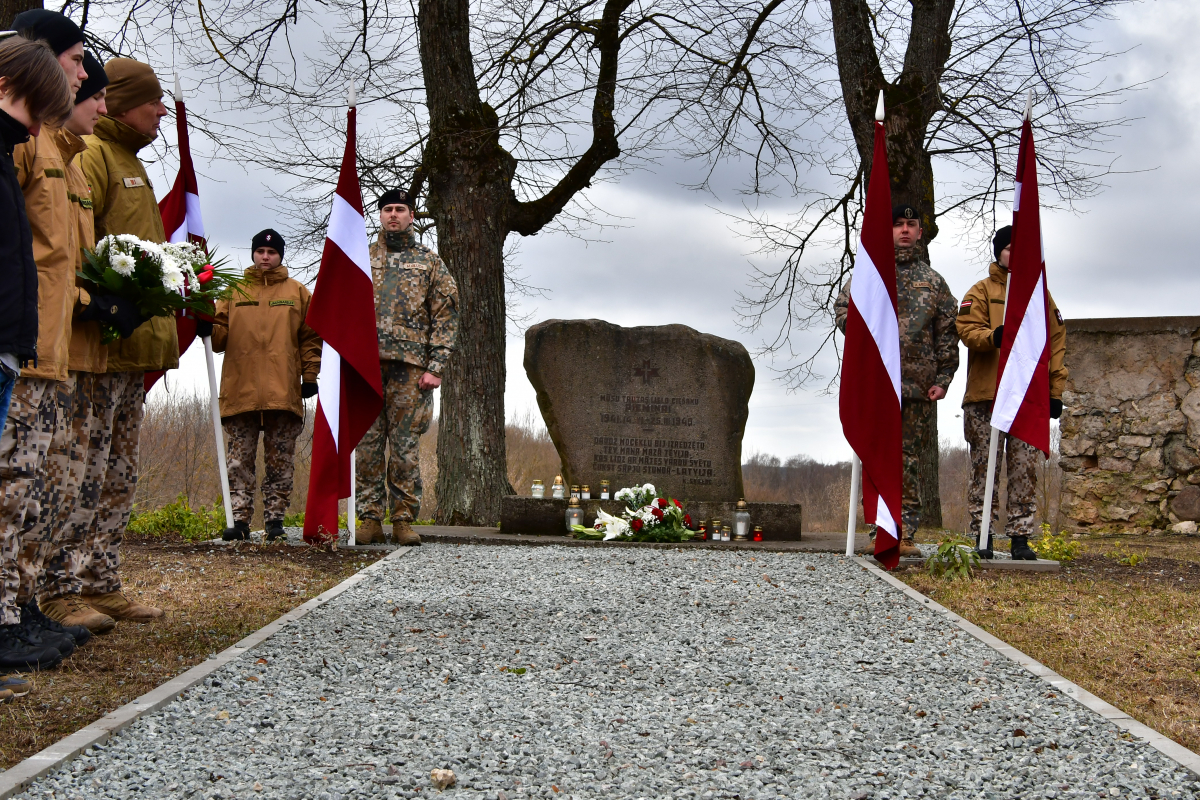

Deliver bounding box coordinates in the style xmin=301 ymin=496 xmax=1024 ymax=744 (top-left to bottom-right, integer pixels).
xmin=992 ymin=116 xmax=1051 ymax=456
xmin=151 ymin=83 xmax=207 ymax=392
xmin=302 ymin=102 xmax=384 ymax=543
xmin=839 ymin=112 xmax=903 ymax=569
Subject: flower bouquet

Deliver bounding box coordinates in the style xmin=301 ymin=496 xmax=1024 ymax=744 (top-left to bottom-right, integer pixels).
xmin=572 ymin=482 xmax=695 ymax=543
xmin=80 ymin=235 xmax=247 ymax=343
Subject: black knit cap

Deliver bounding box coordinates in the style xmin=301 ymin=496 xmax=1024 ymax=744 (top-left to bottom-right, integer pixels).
xmin=377 ymin=188 xmax=414 ymax=211
xmin=891 ymin=204 xmax=921 ymax=224
xmin=75 ymin=52 xmax=108 ymax=104
xmin=992 ymin=225 xmax=1013 ymax=264
xmin=12 ymin=9 xmax=85 ymax=57
xmin=252 ymin=229 xmax=285 ymax=259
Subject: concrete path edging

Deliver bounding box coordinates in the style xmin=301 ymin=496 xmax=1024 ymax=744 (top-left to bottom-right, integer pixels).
xmin=0 ymin=546 xmax=415 ymax=800
xmin=855 ymin=556 xmax=1200 ymax=777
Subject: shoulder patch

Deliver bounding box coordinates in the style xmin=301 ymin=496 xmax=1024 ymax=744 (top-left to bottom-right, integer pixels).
xmin=122 ymin=177 xmax=146 ymax=189
xmin=958 ymin=299 xmax=973 ymax=316
xmin=269 ymin=299 xmax=295 ymax=307
xmin=1055 ymin=309 xmax=1064 ymax=325
xmin=990 ymin=298 xmax=1005 ymax=304
xmin=43 ymin=168 xmax=65 ymax=179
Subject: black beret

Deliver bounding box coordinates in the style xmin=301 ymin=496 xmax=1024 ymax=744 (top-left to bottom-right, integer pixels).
xmin=891 ymin=204 xmax=921 ymax=224
xmin=377 ymin=188 xmax=414 ymax=211
xmin=993 ymin=225 xmax=1013 ymax=264
xmin=251 ymin=229 xmax=285 ymax=259
xmin=13 ymin=9 xmax=84 ymax=57
xmin=75 ymin=51 xmax=109 ymax=105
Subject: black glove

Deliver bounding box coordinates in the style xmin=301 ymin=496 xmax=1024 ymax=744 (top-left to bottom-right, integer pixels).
xmin=301 ymin=381 xmax=318 ymax=399
xmin=991 ymin=325 xmax=1005 ymax=349
xmin=81 ymin=295 xmax=142 ymax=339
xmin=1050 ymin=398 xmax=1063 ymax=419
xmin=195 ymin=319 xmax=214 ymax=338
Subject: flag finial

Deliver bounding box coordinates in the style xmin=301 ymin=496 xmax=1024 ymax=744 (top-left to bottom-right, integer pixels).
xmin=348 ymin=82 xmax=357 ymax=108
xmin=875 ymin=90 xmax=885 ymax=122
xmin=174 ymin=74 xmax=182 ymax=102
xmin=1023 ymin=91 xmax=1033 ymax=122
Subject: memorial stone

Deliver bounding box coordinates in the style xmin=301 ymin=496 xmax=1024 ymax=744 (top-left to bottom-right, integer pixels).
xmin=523 ymin=319 xmax=754 ymax=502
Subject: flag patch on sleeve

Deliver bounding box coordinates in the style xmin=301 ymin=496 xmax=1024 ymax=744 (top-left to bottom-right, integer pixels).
xmin=958 ymin=299 xmax=973 ymax=316
xmin=1055 ymin=309 xmax=1064 ymax=325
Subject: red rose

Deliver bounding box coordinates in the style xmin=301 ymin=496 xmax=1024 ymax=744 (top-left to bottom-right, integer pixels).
xmin=631 ymin=518 xmax=644 ymax=531
xmin=684 ymin=514 xmax=693 ymax=528
xmin=651 ymin=507 xmax=664 ymax=520
xmin=672 ymin=499 xmax=681 ymax=508
xmin=657 ymin=498 xmax=668 ymax=509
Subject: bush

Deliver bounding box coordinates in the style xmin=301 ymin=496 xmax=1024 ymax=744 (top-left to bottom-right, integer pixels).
xmin=128 ymin=495 xmax=225 ymax=540
xmin=1105 ymin=540 xmax=1146 ymax=567
xmin=1030 ymin=524 xmax=1083 ymax=563
xmin=925 ymin=537 xmax=979 ymax=580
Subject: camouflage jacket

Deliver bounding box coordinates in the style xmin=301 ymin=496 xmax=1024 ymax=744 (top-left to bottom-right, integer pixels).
xmin=370 ymin=228 xmax=459 ymax=375
xmin=835 ymin=251 xmax=960 ymax=400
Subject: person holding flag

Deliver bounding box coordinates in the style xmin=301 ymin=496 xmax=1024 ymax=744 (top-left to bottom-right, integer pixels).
xmin=837 ymin=203 xmax=960 ymax=558
xmin=957 ymin=226 xmax=1067 ymax=559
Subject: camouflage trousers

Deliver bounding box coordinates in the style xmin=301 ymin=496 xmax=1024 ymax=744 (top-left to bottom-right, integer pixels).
xmin=963 ymin=401 xmax=1040 ymax=540
xmin=19 ymin=373 xmax=102 ymax=605
xmin=356 ymin=361 xmax=433 ymax=523
xmin=900 ymin=399 xmax=936 ymax=540
xmin=77 ymin=371 xmax=145 ymax=595
xmin=0 ymin=377 xmax=70 ymax=624
xmin=223 ymin=410 xmax=304 ymax=524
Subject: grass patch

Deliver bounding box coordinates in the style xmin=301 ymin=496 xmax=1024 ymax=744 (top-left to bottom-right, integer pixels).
xmin=0 ymin=535 xmax=386 ymax=769
xmin=898 ymin=534 xmax=1200 ymax=754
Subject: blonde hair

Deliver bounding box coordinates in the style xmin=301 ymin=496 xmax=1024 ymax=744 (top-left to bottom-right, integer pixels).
xmin=0 ymin=36 xmax=72 ymax=126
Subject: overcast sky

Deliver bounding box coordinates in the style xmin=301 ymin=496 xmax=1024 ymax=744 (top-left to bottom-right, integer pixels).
xmin=146 ymin=0 xmax=1200 ymax=464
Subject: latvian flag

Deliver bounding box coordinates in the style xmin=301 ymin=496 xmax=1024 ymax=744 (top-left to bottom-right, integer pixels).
xmin=992 ymin=115 xmax=1051 ymax=456
xmin=839 ymin=107 xmax=904 ymax=569
xmin=152 ymin=79 xmax=206 ymax=392
xmin=302 ymin=101 xmax=384 ymax=543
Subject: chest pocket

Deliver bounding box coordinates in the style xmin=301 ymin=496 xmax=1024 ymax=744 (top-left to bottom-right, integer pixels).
xmin=383 ymin=253 xmax=432 ymax=332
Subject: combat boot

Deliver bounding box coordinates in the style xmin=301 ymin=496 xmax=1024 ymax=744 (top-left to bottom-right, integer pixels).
xmin=0 ymin=623 xmax=62 ymax=671
xmin=41 ymin=595 xmax=116 ymax=635
xmin=392 ymin=521 xmax=422 ymax=546
xmin=897 ymin=538 xmax=921 ymax=558
xmin=265 ymin=519 xmax=287 ymax=542
xmin=222 ymin=520 xmax=250 ymax=541
xmin=83 ymin=590 xmax=164 ymax=622
xmin=356 ymin=518 xmax=385 ymax=545
xmin=975 ymin=533 xmax=994 ymax=560
xmin=23 ymin=599 xmax=92 ymax=647
xmin=1010 ymin=535 xmax=1038 ymax=561
xmin=19 ymin=603 xmax=75 ymax=658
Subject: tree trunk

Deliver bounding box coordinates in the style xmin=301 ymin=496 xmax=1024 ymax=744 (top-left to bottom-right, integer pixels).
xmin=918 ymin=426 xmax=942 ymax=529
xmin=0 ymin=0 xmax=41 ymax=30
xmin=419 ymin=0 xmax=516 ymax=525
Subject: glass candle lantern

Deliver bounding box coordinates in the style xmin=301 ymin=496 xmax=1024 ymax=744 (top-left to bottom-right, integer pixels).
xmin=531 ymin=479 xmax=545 ymax=498
xmin=721 ymin=525 xmax=732 ymax=542
xmin=600 ymin=480 xmax=610 ymax=500
xmin=710 ymin=519 xmax=721 ymax=543
xmin=752 ymin=525 xmax=763 ymax=542
xmin=565 ymin=496 xmax=583 ymax=532
xmin=552 ymin=475 xmax=565 ymax=499
xmin=571 ymin=484 xmax=581 ymax=500
xmin=697 ymin=521 xmax=708 ymax=542
xmin=581 ymin=485 xmax=591 ymax=500
xmin=734 ymin=498 xmax=751 ymax=540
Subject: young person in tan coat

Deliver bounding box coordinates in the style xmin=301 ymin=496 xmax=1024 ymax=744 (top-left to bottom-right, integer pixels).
xmin=956 ymin=225 xmax=1067 ymax=559
xmin=200 ymin=230 xmax=321 ymax=542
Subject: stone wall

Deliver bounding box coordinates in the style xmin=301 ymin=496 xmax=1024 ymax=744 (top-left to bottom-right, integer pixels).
xmin=1059 ymin=316 xmax=1200 ymax=534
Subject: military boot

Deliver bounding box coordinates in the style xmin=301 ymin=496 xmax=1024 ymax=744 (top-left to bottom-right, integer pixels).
xmin=41 ymin=595 xmax=116 ymax=635
xmin=24 ymin=599 xmax=92 ymax=646
xmin=975 ymin=532 xmax=994 ymax=560
xmin=265 ymin=519 xmax=287 ymax=542
xmin=1 ymin=674 xmax=32 ymax=697
xmin=19 ymin=603 xmax=75 ymax=658
xmin=897 ymin=538 xmax=922 ymax=558
xmin=356 ymin=518 xmax=385 ymax=545
xmin=0 ymin=622 xmax=63 ymax=671
xmin=1010 ymin=535 xmax=1038 ymax=561
xmin=83 ymin=590 xmax=164 ymax=622
xmin=222 ymin=520 xmax=250 ymax=541
xmin=392 ymin=521 xmax=422 ymax=546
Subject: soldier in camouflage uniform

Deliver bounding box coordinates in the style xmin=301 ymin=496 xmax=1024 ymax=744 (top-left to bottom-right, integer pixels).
xmin=956 ymin=226 xmax=1067 ymax=559
xmin=836 ymin=204 xmax=960 ymax=557
xmin=356 ymin=188 xmax=458 ymax=546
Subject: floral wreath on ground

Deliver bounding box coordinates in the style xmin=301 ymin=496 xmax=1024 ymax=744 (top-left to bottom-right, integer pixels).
xmin=571 ymin=483 xmax=694 ymax=543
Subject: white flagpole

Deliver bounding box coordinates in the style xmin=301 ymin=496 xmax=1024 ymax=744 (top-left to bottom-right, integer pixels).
xmin=205 ymin=337 xmax=234 ymax=529
xmin=349 ymin=449 xmax=357 ymax=545
xmin=845 ymin=455 xmax=861 ymax=557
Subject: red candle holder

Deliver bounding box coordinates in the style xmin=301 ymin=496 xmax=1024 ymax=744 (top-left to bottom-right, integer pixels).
xmin=752 ymin=526 xmax=763 ymax=542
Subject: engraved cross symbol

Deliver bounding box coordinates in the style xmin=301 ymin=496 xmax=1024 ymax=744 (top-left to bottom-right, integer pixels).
xmin=633 ymin=359 xmax=661 ymax=384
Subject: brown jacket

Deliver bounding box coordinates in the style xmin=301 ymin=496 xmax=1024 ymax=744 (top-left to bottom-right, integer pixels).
xmin=956 ymin=262 xmax=1068 ymax=405
xmin=211 ymin=265 xmax=322 ymax=418
xmin=81 ymin=115 xmax=178 ymax=373
xmin=13 ymin=126 xmax=92 ymax=382
xmin=66 ymin=139 xmax=106 ymax=373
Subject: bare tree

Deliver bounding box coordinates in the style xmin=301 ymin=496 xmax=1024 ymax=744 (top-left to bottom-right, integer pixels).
xmin=0 ymin=0 xmax=41 ymax=30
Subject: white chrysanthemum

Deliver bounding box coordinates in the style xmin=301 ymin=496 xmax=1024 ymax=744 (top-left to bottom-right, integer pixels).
xmin=161 ymin=267 xmax=185 ymax=292
xmin=111 ymin=253 xmax=136 ymax=277
xmin=95 ymin=236 xmax=113 ymax=256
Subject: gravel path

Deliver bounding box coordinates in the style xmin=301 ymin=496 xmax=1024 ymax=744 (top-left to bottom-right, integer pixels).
xmin=14 ymin=545 xmax=1195 ymax=800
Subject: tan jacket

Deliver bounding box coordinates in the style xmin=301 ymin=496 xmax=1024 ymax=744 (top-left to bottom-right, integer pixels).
xmin=13 ymin=126 xmax=92 ymax=382
xmin=66 ymin=139 xmax=106 ymax=374
xmin=211 ymin=265 xmax=322 ymax=418
xmin=956 ymin=262 xmax=1068 ymax=405
xmin=81 ymin=115 xmax=178 ymax=373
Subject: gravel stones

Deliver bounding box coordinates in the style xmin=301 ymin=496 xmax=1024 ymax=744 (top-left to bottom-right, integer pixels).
xmin=13 ymin=545 xmax=1195 ymax=799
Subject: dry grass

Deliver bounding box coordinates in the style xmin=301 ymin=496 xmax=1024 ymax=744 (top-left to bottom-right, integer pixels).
xmin=899 ymin=533 xmax=1200 ymax=753
xmin=0 ymin=536 xmax=385 ymax=770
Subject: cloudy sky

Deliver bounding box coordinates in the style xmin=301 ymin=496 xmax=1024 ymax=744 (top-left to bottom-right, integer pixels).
xmin=145 ymin=0 xmax=1199 ymax=464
